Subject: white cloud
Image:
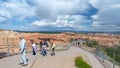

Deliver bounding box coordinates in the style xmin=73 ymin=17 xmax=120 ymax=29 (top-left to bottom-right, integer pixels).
xmin=0 ymin=16 xmax=6 ymax=22
xmin=93 ymin=8 xmax=120 ymax=25
xmin=0 ymin=0 xmax=36 ymax=21
xmin=34 ymin=0 xmax=97 ymax=20
xmin=70 ymin=15 xmax=92 ymax=24
xmin=90 ymin=0 xmax=120 ymax=31
xmin=0 ymin=9 xmax=11 ymax=18
xmin=31 ymin=14 xmax=91 ymax=30
xmin=92 ymin=15 xmax=99 ymax=20
xmin=0 ymin=0 xmax=98 ymax=31
xmin=92 ymin=21 xmax=119 ymax=32
xmin=32 ymin=20 xmax=51 ymax=27
xmin=89 ymin=0 xmax=120 ymax=12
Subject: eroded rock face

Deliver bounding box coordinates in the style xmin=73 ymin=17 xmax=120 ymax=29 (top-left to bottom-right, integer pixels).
xmin=0 ymin=30 xmax=120 ymax=53
xmin=0 ymin=30 xmax=20 ymax=53
xmin=22 ymin=32 xmax=120 ymax=46
xmin=0 ymin=30 xmax=20 ymax=46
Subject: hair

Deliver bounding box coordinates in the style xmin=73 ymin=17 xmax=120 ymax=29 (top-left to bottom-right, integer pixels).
xmin=30 ymin=39 xmax=34 ymax=44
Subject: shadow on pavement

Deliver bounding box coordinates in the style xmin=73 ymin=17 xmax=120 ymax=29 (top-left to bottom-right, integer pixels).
xmin=0 ymin=52 xmax=7 ymax=59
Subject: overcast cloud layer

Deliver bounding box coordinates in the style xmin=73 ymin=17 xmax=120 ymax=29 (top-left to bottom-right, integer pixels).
xmin=0 ymin=0 xmax=120 ymax=32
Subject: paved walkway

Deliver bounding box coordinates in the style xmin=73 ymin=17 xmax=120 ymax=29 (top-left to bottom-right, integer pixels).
xmin=31 ymin=47 xmax=104 ymax=68
xmin=0 ymin=47 xmax=104 ymax=68
xmin=0 ymin=53 xmax=37 ymax=68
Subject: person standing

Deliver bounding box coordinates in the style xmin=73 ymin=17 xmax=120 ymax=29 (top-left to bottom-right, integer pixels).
xmin=51 ymin=42 xmax=56 ymax=56
xmin=39 ymin=39 xmax=43 ymax=54
xmin=77 ymin=38 xmax=82 ymax=48
xmin=31 ymin=39 xmax=36 ymax=56
xmin=19 ymin=36 xmax=28 ymax=66
xmin=41 ymin=40 xmax=48 ymax=56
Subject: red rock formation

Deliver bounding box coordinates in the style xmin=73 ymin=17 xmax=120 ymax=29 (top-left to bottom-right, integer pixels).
xmin=0 ymin=30 xmax=120 ymax=53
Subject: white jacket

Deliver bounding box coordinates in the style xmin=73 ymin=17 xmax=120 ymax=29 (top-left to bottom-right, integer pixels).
xmin=52 ymin=44 xmax=56 ymax=49
xmin=19 ymin=39 xmax=26 ymax=52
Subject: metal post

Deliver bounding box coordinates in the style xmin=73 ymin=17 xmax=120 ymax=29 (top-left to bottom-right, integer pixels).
xmin=102 ymin=46 xmax=105 ymax=63
xmin=113 ymin=46 xmax=115 ymax=68
xmin=102 ymin=54 xmax=104 ymax=62
xmin=7 ymin=45 xmax=11 ymax=56
xmin=112 ymin=45 xmax=117 ymax=68
xmin=7 ymin=36 xmax=11 ymax=56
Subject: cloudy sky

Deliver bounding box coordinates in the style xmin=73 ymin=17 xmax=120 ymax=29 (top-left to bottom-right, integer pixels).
xmin=0 ymin=0 xmax=120 ymax=32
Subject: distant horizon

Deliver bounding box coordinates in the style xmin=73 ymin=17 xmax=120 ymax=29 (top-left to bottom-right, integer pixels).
xmin=1 ymin=29 xmax=120 ymax=34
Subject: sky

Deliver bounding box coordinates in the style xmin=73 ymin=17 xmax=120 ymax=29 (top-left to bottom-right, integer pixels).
xmin=0 ymin=0 xmax=120 ymax=32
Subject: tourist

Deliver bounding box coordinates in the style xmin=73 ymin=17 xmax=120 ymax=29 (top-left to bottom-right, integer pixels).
xmin=73 ymin=39 xmax=77 ymax=47
xmin=77 ymin=38 xmax=82 ymax=48
xmin=50 ymin=41 xmax=56 ymax=56
xmin=19 ymin=36 xmax=28 ymax=66
xmin=30 ymin=39 xmax=37 ymax=56
xmin=41 ymin=40 xmax=48 ymax=56
xmin=39 ymin=39 xmax=43 ymax=54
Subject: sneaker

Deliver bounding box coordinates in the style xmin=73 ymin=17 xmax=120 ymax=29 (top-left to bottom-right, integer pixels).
xmin=22 ymin=64 xmax=28 ymax=66
xmin=51 ymin=53 xmax=53 ymax=56
xmin=26 ymin=59 xmax=28 ymax=62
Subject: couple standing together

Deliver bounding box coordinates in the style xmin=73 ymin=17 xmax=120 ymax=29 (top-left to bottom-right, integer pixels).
xmin=39 ymin=39 xmax=56 ymax=56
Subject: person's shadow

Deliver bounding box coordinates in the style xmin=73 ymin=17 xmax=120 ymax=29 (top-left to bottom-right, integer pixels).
xmin=0 ymin=52 xmax=7 ymax=59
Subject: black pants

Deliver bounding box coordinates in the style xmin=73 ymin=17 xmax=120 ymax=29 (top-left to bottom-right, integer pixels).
xmin=40 ymin=45 xmax=42 ymax=53
xmin=51 ymin=48 xmax=55 ymax=55
xmin=32 ymin=48 xmax=36 ymax=56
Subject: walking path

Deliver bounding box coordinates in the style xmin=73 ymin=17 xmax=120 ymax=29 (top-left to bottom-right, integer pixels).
xmin=0 ymin=47 xmax=104 ymax=68
xmin=31 ymin=47 xmax=104 ymax=68
xmin=0 ymin=53 xmax=36 ymax=68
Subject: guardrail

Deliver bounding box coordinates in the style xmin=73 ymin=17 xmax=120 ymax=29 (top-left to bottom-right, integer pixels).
xmin=80 ymin=44 xmax=120 ymax=68
xmin=0 ymin=43 xmax=71 ymax=59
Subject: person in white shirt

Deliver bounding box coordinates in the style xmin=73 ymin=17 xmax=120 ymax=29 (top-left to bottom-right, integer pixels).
xmin=19 ymin=36 xmax=27 ymax=66
xmin=31 ymin=39 xmax=36 ymax=56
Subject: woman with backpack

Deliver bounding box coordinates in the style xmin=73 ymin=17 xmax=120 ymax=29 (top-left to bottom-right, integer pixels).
xmin=41 ymin=40 xmax=48 ymax=56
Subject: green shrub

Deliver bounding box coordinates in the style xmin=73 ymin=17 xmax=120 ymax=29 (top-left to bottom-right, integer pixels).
xmin=75 ymin=57 xmax=91 ymax=68
xmin=85 ymin=40 xmax=99 ymax=48
xmin=105 ymin=46 xmax=120 ymax=62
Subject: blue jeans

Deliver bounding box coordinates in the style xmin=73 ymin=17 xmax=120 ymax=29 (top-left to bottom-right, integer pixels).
xmin=42 ymin=49 xmax=47 ymax=56
xmin=20 ymin=50 xmax=27 ymax=64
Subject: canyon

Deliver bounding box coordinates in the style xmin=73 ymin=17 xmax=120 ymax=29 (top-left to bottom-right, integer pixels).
xmin=0 ymin=30 xmax=120 ymax=53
